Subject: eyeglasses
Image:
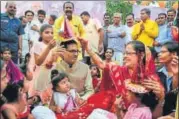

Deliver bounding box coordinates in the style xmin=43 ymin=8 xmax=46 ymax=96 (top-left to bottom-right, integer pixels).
xmin=159 ymin=50 xmax=169 ymax=54
xmin=124 ymin=51 xmax=137 ymax=56
xmin=158 ymin=17 xmax=165 ymax=19
xmin=105 ymin=51 xmax=113 ymax=54
xmin=67 ymin=50 xmax=80 ymax=54
xmin=26 ymin=15 xmax=33 ymax=16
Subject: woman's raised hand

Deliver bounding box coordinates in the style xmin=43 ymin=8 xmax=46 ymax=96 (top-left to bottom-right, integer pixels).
xmin=77 ymin=37 xmax=90 ymax=51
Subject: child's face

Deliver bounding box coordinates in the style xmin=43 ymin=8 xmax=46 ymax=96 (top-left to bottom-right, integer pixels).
xmin=2 ymin=51 xmax=11 ymax=61
xmin=56 ymin=77 xmax=71 ymax=93
xmin=90 ymin=66 xmax=98 ymax=77
xmin=41 ymin=28 xmax=53 ymax=43
xmin=105 ymin=49 xmax=113 ymax=60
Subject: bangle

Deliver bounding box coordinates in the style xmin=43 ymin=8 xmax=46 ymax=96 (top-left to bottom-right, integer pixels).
xmin=88 ymin=50 xmax=96 ymax=57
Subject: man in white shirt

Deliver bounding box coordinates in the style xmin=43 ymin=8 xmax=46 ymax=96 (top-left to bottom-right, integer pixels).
xmin=125 ymin=13 xmax=135 ymax=41
xmin=80 ymin=11 xmax=104 ymax=65
xmin=30 ymin=9 xmax=48 ymax=45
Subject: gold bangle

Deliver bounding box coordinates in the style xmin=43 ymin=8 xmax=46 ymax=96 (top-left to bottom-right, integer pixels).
xmin=88 ymin=50 xmax=96 ymax=57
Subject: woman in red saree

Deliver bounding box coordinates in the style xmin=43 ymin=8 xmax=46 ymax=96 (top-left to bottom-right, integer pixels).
xmin=56 ymin=38 xmax=164 ymax=119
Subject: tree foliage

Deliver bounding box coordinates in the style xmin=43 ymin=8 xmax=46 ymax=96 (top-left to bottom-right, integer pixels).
xmin=106 ymin=0 xmax=133 ymax=24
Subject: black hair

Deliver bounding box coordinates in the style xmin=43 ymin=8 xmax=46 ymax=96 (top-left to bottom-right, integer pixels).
xmin=80 ymin=11 xmax=90 ymax=17
xmin=37 ymin=9 xmax=46 ymax=16
xmin=141 ymin=8 xmax=151 ymax=16
xmin=127 ymin=40 xmax=146 ymax=64
xmin=162 ymin=41 xmax=179 ymax=56
xmin=51 ymin=69 xmax=68 ymax=91
xmin=158 ymin=13 xmax=167 ymax=18
xmin=105 ymin=48 xmax=114 ymax=55
xmin=50 ymin=14 xmax=57 ymax=21
xmin=167 ymin=9 xmax=176 ymax=14
xmin=90 ymin=64 xmax=101 ymax=78
xmin=134 ymin=91 xmax=158 ymax=111
xmin=20 ymin=53 xmax=31 ymax=75
xmin=3 ymin=80 xmax=24 ymax=103
xmin=104 ymin=13 xmax=110 ymax=18
xmin=127 ymin=41 xmax=146 ymax=82
xmin=126 ymin=13 xmax=134 ymax=19
xmin=1 ymin=47 xmax=11 ymax=54
xmin=19 ymin=16 xmax=26 ymax=21
xmin=38 ymin=24 xmax=52 ymax=42
xmin=24 ymin=10 xmax=34 ymax=16
xmin=60 ymin=40 xmax=77 ymax=49
xmin=149 ymin=47 xmax=158 ymax=59
xmin=63 ymin=1 xmax=74 ymax=10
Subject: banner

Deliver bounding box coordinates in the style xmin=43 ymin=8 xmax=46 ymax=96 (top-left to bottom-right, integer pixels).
xmin=1 ymin=1 xmax=106 ymax=22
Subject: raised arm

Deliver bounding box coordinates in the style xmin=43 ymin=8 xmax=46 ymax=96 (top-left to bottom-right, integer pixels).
xmin=34 ymin=40 xmax=56 ymax=66
xmin=77 ymin=37 xmax=105 ymax=69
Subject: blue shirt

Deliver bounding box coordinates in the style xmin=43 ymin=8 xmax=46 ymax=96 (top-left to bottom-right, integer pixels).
xmin=155 ymin=24 xmax=172 ymax=52
xmin=158 ymin=66 xmax=173 ymax=92
xmin=107 ymin=24 xmax=128 ymax=52
xmin=0 ymin=13 xmax=24 ymax=51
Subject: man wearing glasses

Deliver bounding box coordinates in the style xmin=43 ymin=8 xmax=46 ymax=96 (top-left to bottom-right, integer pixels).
xmin=154 ymin=13 xmax=172 ymax=53
xmin=55 ymin=39 xmax=94 ymax=100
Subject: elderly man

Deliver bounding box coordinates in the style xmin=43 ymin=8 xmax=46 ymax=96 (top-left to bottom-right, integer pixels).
xmin=107 ymin=13 xmax=128 ymax=65
xmin=55 ymin=40 xmax=94 ymax=100
xmin=1 ymin=1 xmax=24 ymax=64
xmin=132 ymin=8 xmax=158 ymax=47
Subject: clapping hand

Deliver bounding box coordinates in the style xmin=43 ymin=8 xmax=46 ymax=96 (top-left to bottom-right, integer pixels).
xmin=119 ymin=32 xmax=126 ymax=38
xmin=142 ymin=76 xmax=165 ymax=100
xmin=140 ymin=23 xmax=145 ymax=31
xmin=170 ymin=55 xmax=178 ymax=75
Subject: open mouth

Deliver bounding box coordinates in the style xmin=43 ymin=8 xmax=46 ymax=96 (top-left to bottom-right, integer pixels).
xmin=66 ymin=11 xmax=72 ymax=15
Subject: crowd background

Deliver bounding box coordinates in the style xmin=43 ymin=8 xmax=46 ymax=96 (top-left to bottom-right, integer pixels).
xmin=0 ymin=0 xmax=178 ymax=119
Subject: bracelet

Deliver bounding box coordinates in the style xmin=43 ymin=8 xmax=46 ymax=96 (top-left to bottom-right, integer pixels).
xmin=88 ymin=50 xmax=96 ymax=57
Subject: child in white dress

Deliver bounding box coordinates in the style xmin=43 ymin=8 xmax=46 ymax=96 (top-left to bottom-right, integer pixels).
xmin=49 ymin=69 xmax=85 ymax=113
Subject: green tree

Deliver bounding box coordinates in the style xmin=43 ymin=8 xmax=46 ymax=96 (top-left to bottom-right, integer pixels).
xmin=106 ymin=0 xmax=133 ymax=24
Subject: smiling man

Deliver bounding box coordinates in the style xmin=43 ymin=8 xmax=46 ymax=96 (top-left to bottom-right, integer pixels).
xmin=54 ymin=1 xmax=85 ymax=42
xmin=55 ymin=40 xmax=94 ymax=100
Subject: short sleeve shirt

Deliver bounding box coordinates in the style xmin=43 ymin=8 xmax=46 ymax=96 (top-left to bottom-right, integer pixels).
xmin=0 ymin=13 xmax=24 ymax=51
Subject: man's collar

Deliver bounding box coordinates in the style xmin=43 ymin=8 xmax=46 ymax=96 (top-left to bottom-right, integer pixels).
xmin=61 ymin=60 xmax=78 ymax=69
xmin=5 ymin=12 xmax=15 ymax=18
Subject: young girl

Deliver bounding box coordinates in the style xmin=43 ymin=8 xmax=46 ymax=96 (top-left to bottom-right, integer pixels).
xmin=115 ymin=80 xmax=157 ymax=119
xmin=1 ymin=47 xmax=24 ymax=83
xmin=49 ymin=69 xmax=85 ymax=113
xmin=90 ymin=65 xmax=101 ymax=93
xmin=28 ymin=24 xmax=57 ymax=104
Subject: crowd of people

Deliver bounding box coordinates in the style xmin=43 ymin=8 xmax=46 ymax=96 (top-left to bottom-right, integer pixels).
xmin=0 ymin=1 xmax=178 ymax=119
